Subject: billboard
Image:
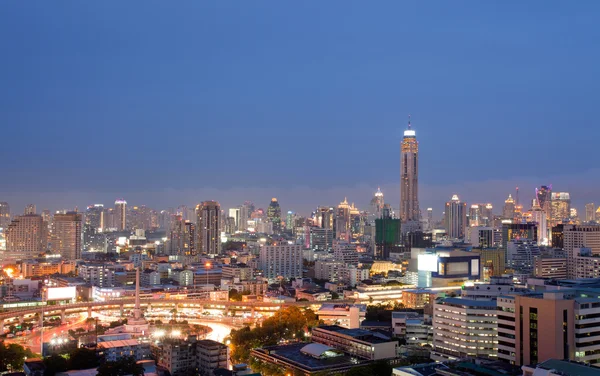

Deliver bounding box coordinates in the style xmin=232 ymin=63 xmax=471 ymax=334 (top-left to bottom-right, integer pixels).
xmin=418 ymin=254 xmax=438 ymax=272
xmin=46 ymin=286 xmax=76 ymax=301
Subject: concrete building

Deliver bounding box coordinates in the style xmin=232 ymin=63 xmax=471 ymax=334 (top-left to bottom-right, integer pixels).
xmin=317 ymin=304 xmax=366 ymax=329
xmin=97 ymin=339 xmax=150 ymax=362
xmin=587 ymin=203 xmax=597 ymax=223
xmin=52 ymin=212 xmax=82 ymax=260
xmin=22 ymin=259 xmax=77 ymax=278
xmin=472 ymin=248 xmax=506 ymax=281
xmin=564 ymin=224 xmax=600 ymax=278
xmin=196 ymin=201 xmax=221 ymax=255
xmin=152 ymin=336 xmax=227 ymax=376
xmin=6 ymin=214 xmax=46 ymax=258
xmin=221 ymin=264 xmax=253 ymax=281
xmin=401 ymin=289 xmax=437 ymax=309
xmin=506 ymin=239 xmax=540 ymax=274
xmin=572 ymin=247 xmax=600 ymax=279
xmin=259 ymin=244 xmax=302 ymax=281
xmin=0 ymin=202 xmax=10 ymax=229
xmin=312 ymin=325 xmax=398 ymax=360
xmin=533 ymin=257 xmax=567 ymax=279
xmin=431 ymin=297 xmax=498 ymax=362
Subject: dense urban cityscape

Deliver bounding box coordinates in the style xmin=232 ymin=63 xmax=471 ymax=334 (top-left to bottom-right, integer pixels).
xmin=2 ymin=117 xmax=600 ymax=376
xmin=3 ymin=2 xmax=600 ymax=376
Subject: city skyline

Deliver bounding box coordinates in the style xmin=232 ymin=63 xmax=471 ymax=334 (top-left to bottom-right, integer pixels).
xmin=1 ymin=2 xmax=600 ymax=216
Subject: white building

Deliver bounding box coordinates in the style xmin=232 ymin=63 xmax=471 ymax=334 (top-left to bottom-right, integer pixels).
xmin=317 ymin=304 xmax=366 ymax=329
xmin=507 ymin=239 xmax=540 ymax=273
xmin=259 ymin=244 xmax=303 ymax=281
xmin=431 ymin=297 xmax=497 ymax=362
xmin=564 ymin=225 xmax=600 ymax=278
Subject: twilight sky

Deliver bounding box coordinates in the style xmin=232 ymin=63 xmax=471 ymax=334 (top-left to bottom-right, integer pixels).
xmin=1 ymin=1 xmax=599 ymax=217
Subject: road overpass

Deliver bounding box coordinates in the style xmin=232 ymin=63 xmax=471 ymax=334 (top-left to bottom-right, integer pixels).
xmin=0 ymin=298 xmax=358 ymax=332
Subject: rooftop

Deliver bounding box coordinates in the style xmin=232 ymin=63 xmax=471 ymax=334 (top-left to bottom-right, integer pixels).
xmin=532 ymin=359 xmax=600 ymax=376
xmin=439 ymin=297 xmax=497 ymax=308
xmin=315 ymin=325 xmax=394 ymax=344
xmin=318 ymin=303 xmax=367 ymax=312
xmin=96 ymin=339 xmax=141 ymax=349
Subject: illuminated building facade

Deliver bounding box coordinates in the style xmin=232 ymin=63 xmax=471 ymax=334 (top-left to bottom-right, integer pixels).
xmin=6 ymin=214 xmax=46 ymax=258
xmin=86 ymin=204 xmax=104 ymax=232
xmin=503 ymin=194 xmax=515 ymax=220
xmin=550 ymin=192 xmax=571 ymax=225
xmin=400 ymin=116 xmax=420 ymax=225
xmin=536 ymin=185 xmax=552 ymax=220
xmin=586 ymin=203 xmax=596 ymax=222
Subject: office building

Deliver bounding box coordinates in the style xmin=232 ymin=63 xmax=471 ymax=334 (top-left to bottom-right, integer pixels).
xmin=472 ymin=247 xmax=506 ymax=280
xmin=468 ymin=226 xmax=494 ymax=248
xmin=51 ymin=212 xmax=82 ymax=260
xmin=259 ymin=244 xmax=302 ymax=281
xmin=169 ymin=216 xmax=195 ymax=256
xmin=85 ymin=204 xmax=105 ymax=232
xmin=588 ymin=203 xmax=598 ymax=222
xmin=533 ymin=257 xmax=567 ymax=279
xmin=6 ymin=214 xmax=45 ymax=258
xmin=310 ymin=227 xmax=334 ymax=250
xmin=267 ymin=198 xmax=282 ymax=233
xmin=114 ymin=199 xmax=127 ymax=231
xmin=400 ymin=116 xmax=420 ymax=225
xmin=563 ymin=224 xmax=600 ymax=278
xmin=196 ymin=201 xmax=221 ymax=255
xmin=0 ymin=202 xmax=10 ymax=229
xmin=335 ymin=198 xmax=351 ymax=241
xmin=314 ymin=206 xmax=334 ymax=229
xmin=507 ymin=239 xmax=540 ymax=274
xmin=531 ymin=198 xmax=548 ymax=245
xmin=431 ymin=297 xmax=497 ymax=362
xmin=371 ymin=187 xmax=385 ymax=221
xmin=228 ymin=207 xmax=240 ymax=232
xmin=550 ymin=192 xmax=571 ymax=225
xmin=572 ymin=248 xmax=600 ymax=279
xmin=97 ymin=339 xmax=150 ymax=362
xmin=444 ymin=195 xmax=467 ymax=239
xmin=501 ymin=222 xmax=538 ymax=251
xmin=497 ymin=290 xmax=600 ymax=367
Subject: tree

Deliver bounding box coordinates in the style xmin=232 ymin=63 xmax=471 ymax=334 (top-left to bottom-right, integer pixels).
xmin=229 ymin=289 xmax=243 ymax=302
xmin=97 ymin=356 xmax=144 ymax=376
xmin=331 ymin=292 xmax=340 ymax=300
xmin=0 ymin=342 xmax=37 ymax=372
xmin=68 ymin=348 xmax=98 ymax=370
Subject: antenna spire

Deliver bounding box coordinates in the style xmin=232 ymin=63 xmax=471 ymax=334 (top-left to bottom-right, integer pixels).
xmin=408 ymin=114 xmax=411 ymax=129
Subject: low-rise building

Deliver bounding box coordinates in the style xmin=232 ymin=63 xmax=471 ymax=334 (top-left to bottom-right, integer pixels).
xmin=317 ymin=304 xmax=366 ymax=329
xmin=97 ymin=339 xmax=151 ymax=362
xmin=312 ymin=325 xmax=397 ymax=361
xmin=152 ymin=336 xmax=227 ymax=376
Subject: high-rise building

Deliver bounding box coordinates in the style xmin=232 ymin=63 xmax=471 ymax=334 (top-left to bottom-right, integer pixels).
xmin=481 ymin=203 xmax=494 ymax=226
xmin=314 ymin=206 xmax=334 ymax=229
xmin=444 ymin=195 xmax=467 ymax=239
xmin=196 ymin=201 xmax=221 ymax=255
xmin=335 ymin=198 xmax=351 ymax=241
xmin=24 ymin=204 xmax=36 ymax=215
xmin=0 ymin=202 xmax=10 ymax=229
xmin=228 ymin=208 xmax=240 ymax=232
xmin=169 ymin=215 xmax=196 ymax=256
xmin=266 ymin=198 xmax=282 ymax=233
xmin=468 ymin=204 xmax=483 ymax=227
xmin=586 ymin=203 xmax=596 ymax=222
xmin=375 ymin=206 xmax=401 ymax=260
xmin=531 ymin=199 xmax=548 ymax=245
xmin=400 ymin=116 xmax=420 ymax=224
xmin=286 ymin=211 xmax=294 ymax=231
xmin=114 ymin=199 xmax=127 ymax=231
xmin=563 ymin=224 xmax=600 ymax=278
xmin=238 ymin=203 xmax=250 ymax=232
xmin=6 ymin=214 xmax=45 ymax=258
xmin=86 ymin=204 xmax=105 ymax=232
xmin=536 ymin=185 xmax=552 ymax=220
xmin=259 ymin=244 xmax=302 ymax=281
xmin=370 ymin=187 xmax=384 ymax=221
xmin=51 ymin=212 xmax=82 ymax=260
xmin=503 ymin=194 xmax=515 ymax=220
xmin=501 ymin=222 xmax=538 ymax=251
xmin=550 ymin=192 xmax=571 ymax=225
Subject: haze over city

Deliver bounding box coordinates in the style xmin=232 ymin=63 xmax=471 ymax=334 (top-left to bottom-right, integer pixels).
xmin=2 ymin=2 xmax=600 ymax=215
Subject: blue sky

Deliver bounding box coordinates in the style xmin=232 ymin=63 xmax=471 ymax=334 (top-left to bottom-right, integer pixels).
xmin=1 ymin=1 xmax=599 ymax=216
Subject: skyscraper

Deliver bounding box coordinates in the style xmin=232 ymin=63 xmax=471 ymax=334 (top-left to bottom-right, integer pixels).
xmin=335 ymin=198 xmax=351 ymax=241
xmin=536 ymin=185 xmax=552 ymax=219
xmin=550 ymin=192 xmax=571 ymax=225
xmin=196 ymin=201 xmax=221 ymax=255
xmin=370 ymin=187 xmax=384 ymax=221
xmin=0 ymin=202 xmax=10 ymax=229
xmin=531 ymin=198 xmax=548 ymax=245
xmin=6 ymin=214 xmax=45 ymax=258
xmin=314 ymin=206 xmax=334 ymax=229
xmin=228 ymin=207 xmax=241 ymax=232
xmin=52 ymin=212 xmax=82 ymax=260
xmin=286 ymin=211 xmax=294 ymax=231
xmin=266 ymin=198 xmax=282 ymax=233
xmin=86 ymin=204 xmax=105 ymax=232
xmin=586 ymin=203 xmax=596 ymax=222
xmin=114 ymin=199 xmax=127 ymax=231
xmin=375 ymin=205 xmax=401 ymax=260
xmin=444 ymin=195 xmax=467 ymax=239
xmin=503 ymin=194 xmax=515 ymax=220
xmin=400 ymin=116 xmax=420 ymax=225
